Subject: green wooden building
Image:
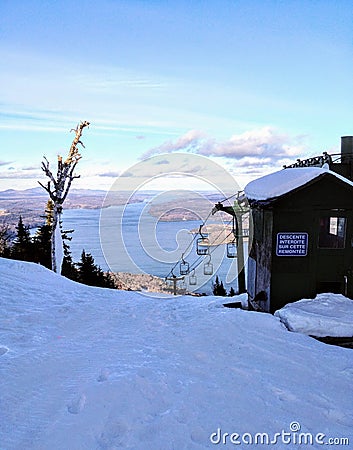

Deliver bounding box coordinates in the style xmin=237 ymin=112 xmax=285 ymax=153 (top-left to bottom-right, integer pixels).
xmin=245 ymin=137 xmax=353 ymax=313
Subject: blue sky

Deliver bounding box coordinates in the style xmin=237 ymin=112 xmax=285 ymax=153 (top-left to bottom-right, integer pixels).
xmin=1 ymin=0 xmax=352 ymax=190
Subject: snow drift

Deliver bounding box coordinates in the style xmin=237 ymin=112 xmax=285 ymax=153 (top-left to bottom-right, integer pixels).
xmin=275 ymin=293 xmax=353 ymax=337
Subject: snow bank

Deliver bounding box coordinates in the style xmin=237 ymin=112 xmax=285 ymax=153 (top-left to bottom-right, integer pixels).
xmin=1 ymin=258 xmax=353 ymax=449
xmin=244 ymin=167 xmax=353 ymax=201
xmin=275 ymin=293 xmax=353 ymax=337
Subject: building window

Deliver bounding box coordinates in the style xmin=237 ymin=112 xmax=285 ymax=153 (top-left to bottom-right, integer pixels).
xmin=318 ymin=216 xmax=346 ymax=248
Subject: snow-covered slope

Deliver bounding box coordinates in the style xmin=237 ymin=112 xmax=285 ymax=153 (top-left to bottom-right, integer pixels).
xmin=1 ymin=258 xmax=352 ymax=449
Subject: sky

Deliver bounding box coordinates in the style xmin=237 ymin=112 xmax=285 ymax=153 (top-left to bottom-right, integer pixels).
xmin=1 ymin=0 xmax=353 ymax=192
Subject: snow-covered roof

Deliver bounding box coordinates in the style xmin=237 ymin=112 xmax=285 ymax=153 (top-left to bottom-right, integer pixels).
xmin=244 ymin=167 xmax=353 ymax=202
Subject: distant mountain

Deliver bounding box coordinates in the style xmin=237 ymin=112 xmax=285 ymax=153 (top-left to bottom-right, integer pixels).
xmin=0 ymin=187 xmax=107 ymax=199
xmin=0 ymin=187 xmax=109 ymax=230
xmin=0 ymin=187 xmax=231 ymax=230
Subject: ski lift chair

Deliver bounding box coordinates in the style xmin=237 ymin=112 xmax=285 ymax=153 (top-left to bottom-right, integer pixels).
xmin=227 ymin=241 xmax=237 ymax=258
xmin=196 ymin=225 xmax=209 ymax=255
xmin=204 ymin=254 xmax=213 ymax=275
xmin=197 ymin=237 xmax=209 ymax=255
xmin=179 ymin=254 xmax=190 ymax=275
xmin=179 ymin=278 xmax=186 ymax=290
xmin=227 ymin=217 xmax=238 ymax=258
xmin=189 ymin=269 xmax=197 ymax=285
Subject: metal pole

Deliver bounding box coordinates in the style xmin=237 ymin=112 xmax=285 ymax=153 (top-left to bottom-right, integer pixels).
xmin=166 ymin=275 xmax=184 ymax=295
xmin=212 ymin=200 xmax=248 ymax=295
xmin=236 ymin=212 xmax=246 ymax=294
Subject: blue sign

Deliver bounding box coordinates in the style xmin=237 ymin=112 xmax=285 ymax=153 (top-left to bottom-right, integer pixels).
xmin=276 ymin=232 xmax=308 ymax=256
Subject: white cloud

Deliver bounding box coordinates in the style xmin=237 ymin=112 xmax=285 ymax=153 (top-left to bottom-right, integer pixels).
xmin=142 ymin=127 xmax=306 ymax=167
xmin=97 ymin=171 xmax=121 ymax=178
xmin=0 ymin=168 xmax=42 ymax=179
xmin=198 ymin=127 xmax=303 ymax=159
xmin=140 ymin=129 xmax=205 ymax=159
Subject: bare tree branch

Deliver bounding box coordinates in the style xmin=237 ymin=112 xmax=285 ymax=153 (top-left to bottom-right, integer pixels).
xmin=38 ymin=120 xmax=90 ymax=272
xmin=62 ymin=161 xmax=80 ymax=202
xmin=38 ymin=181 xmax=55 ymax=197
xmin=41 ymin=157 xmax=57 ymax=188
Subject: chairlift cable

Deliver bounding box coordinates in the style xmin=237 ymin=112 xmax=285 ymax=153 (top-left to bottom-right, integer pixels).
xmin=165 ymin=208 xmax=234 ymax=279
xmin=219 ymin=192 xmax=238 ymax=203
xmin=218 ymin=190 xmax=245 ymax=204
xmin=209 ymin=230 xmax=234 ymax=256
xmin=165 ymin=208 xmax=215 ymax=278
xmin=183 ymin=225 xmax=235 ymax=274
xmin=166 ymin=214 xmax=234 ymax=278
xmin=186 ymin=229 xmax=235 ymax=275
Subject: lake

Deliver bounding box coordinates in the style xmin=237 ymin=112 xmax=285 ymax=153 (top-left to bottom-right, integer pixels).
xmin=62 ymin=202 xmax=247 ymax=295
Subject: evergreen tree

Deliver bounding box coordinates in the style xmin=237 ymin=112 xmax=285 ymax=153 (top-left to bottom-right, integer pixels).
xmin=61 ymin=238 xmax=78 ymax=281
xmin=228 ymin=287 xmax=236 ymax=297
xmin=45 ymin=199 xmax=54 ymax=227
xmin=212 ymin=275 xmax=227 ymax=296
xmin=212 ymin=275 xmax=220 ymax=295
xmin=77 ymin=250 xmax=97 ymax=286
xmin=33 ymin=200 xmax=78 ymax=279
xmin=11 ymin=216 xmax=32 ymax=261
xmin=218 ymin=280 xmax=227 ymax=297
xmin=102 ymin=271 xmax=117 ymax=289
xmin=33 ymin=222 xmax=52 ymax=267
xmin=60 ymin=220 xmax=79 ymax=281
xmin=77 ymin=250 xmax=116 ymax=288
xmin=60 ymin=227 xmax=78 ymax=281
xmin=33 ymin=201 xmax=55 ymax=267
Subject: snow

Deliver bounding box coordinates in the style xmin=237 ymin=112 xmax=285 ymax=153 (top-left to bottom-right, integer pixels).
xmin=244 ymin=167 xmax=353 ymax=201
xmin=1 ymin=257 xmax=353 ymax=449
xmin=275 ymin=293 xmax=353 ymax=337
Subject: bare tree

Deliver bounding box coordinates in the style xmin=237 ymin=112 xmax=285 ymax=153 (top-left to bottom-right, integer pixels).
xmin=38 ymin=120 xmax=90 ymax=273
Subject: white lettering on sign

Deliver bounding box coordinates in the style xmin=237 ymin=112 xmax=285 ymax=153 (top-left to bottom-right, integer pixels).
xmin=276 ymin=233 xmax=308 ymax=256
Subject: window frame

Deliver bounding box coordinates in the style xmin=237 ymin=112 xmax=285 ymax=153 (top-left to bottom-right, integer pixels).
xmin=318 ymin=215 xmax=347 ymax=249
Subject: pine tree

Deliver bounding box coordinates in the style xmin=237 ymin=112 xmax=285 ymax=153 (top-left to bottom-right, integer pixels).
xmin=33 ymin=223 xmax=52 ymax=267
xmin=33 ymin=200 xmax=78 ymax=279
xmin=60 ymin=232 xmax=78 ymax=281
xmin=218 ymin=280 xmax=227 ymax=297
xmin=228 ymin=287 xmax=236 ymax=297
xmin=77 ymin=250 xmax=100 ymax=286
xmin=61 ymin=253 xmax=79 ymax=281
xmin=77 ymin=250 xmax=116 ymax=288
xmin=212 ymin=275 xmax=220 ymax=295
xmin=212 ymin=275 xmax=227 ymax=296
xmin=33 ymin=201 xmax=54 ymax=267
xmin=60 ymin=221 xmax=78 ymax=281
xmin=45 ymin=199 xmax=54 ymax=227
xmin=12 ymin=216 xmax=32 ymax=261
xmin=103 ymin=271 xmax=117 ymax=289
